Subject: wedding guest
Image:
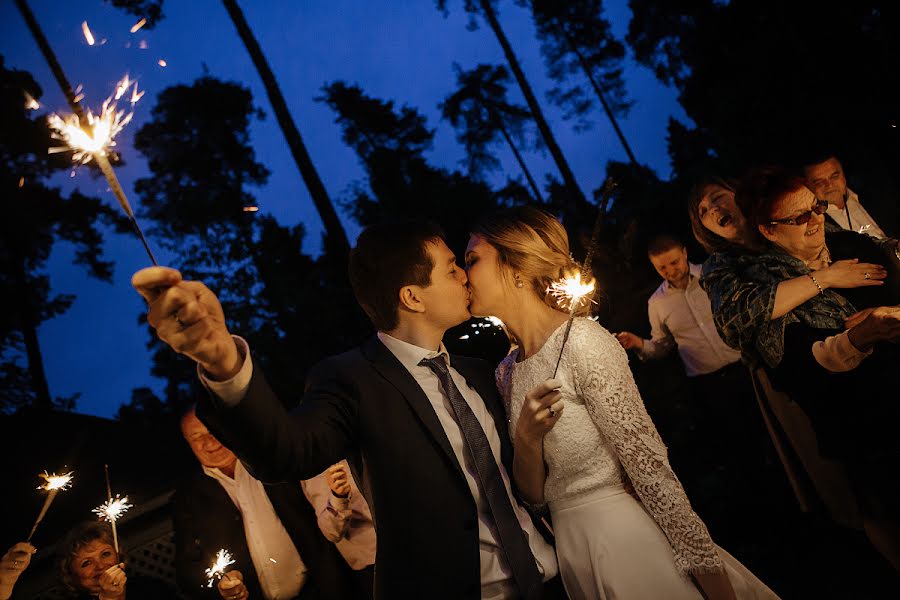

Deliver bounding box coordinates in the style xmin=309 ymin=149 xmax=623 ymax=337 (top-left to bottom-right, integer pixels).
xmin=302 ymin=461 xmax=376 ymax=598
xmin=59 ymin=521 xmax=174 ymax=600
xmin=174 ymin=408 xmax=353 ymax=600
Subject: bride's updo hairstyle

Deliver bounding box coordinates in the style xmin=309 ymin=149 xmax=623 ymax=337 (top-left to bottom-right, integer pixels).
xmin=471 ymin=206 xmax=591 ymax=316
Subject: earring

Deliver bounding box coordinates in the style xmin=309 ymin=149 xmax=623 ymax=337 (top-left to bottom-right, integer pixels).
xmin=515 ymin=278 xmax=524 ymax=288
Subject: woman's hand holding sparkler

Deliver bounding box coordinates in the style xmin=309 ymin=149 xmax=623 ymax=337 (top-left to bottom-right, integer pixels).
xmin=217 ymin=570 xmax=249 ymax=600
xmin=515 ymin=378 xmax=565 ymax=448
xmin=132 ymin=267 xmax=242 ymax=381
xmin=0 ymin=543 xmax=36 ymax=600
xmin=96 ymin=562 xmax=127 ymax=600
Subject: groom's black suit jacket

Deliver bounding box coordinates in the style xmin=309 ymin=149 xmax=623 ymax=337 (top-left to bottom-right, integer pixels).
xmin=198 ymin=335 xmax=552 ymax=600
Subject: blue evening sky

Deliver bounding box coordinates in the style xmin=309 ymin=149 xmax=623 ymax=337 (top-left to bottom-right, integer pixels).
xmin=1 ymin=0 xmax=687 ymax=417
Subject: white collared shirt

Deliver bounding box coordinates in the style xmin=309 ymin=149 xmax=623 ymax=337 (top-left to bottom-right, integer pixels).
xmin=201 ymin=335 xmax=558 ymax=600
xmin=825 ymin=188 xmax=887 ymax=238
xmin=638 ymin=263 xmax=743 ymax=376
xmin=376 ymin=332 xmax=558 ymax=600
xmin=203 ymin=461 xmax=306 ymax=600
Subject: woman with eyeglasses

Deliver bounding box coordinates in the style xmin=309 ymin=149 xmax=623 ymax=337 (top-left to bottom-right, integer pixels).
xmin=692 ymin=167 xmax=900 ymax=571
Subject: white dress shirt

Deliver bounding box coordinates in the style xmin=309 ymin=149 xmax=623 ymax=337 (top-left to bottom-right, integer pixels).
xmin=638 ymin=263 xmax=743 ymax=376
xmin=202 ymin=461 xmax=306 ymax=600
xmin=301 ymin=460 xmax=377 ymax=570
xmin=825 ymin=188 xmax=887 ymax=238
xmin=201 ymin=335 xmax=558 ymax=600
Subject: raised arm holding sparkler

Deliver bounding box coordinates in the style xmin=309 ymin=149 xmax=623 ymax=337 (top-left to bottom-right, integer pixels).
xmin=0 ymin=543 xmax=36 ymax=600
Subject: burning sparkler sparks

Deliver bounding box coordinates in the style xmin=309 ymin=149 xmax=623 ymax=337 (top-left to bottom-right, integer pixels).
xmin=205 ymin=549 xmax=236 ymax=588
xmin=93 ymin=495 xmax=133 ymax=523
xmin=81 ymin=21 xmax=95 ymax=46
xmin=547 ymin=271 xmax=596 ymax=313
xmin=130 ymin=18 xmax=147 ymax=33
xmin=157 ymin=59 xmax=167 ymax=67
xmin=27 ymin=470 xmax=75 ymax=541
xmin=45 ymin=75 xmax=158 ymax=264
xmin=37 ymin=470 xmax=75 ymax=491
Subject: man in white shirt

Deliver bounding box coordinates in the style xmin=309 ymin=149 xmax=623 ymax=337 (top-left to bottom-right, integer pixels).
xmin=134 ymin=220 xmax=564 ymax=600
xmin=174 ymin=408 xmax=353 ymax=600
xmin=615 ymin=235 xmax=766 ymax=466
xmin=301 ymin=461 xmax=376 ymax=598
xmin=802 ymin=154 xmax=889 ymax=238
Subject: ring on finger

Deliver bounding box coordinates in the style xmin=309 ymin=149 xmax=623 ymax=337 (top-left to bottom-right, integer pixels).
xmin=548 ymin=407 xmax=556 ymax=418
xmin=864 ymin=272 xmax=870 ymax=280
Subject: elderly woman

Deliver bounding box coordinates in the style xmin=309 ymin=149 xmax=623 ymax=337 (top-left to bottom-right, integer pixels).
xmin=691 ymin=169 xmax=900 ymax=571
xmin=59 ymin=522 xmax=173 ymax=600
xmin=688 ymin=175 xmax=896 ymax=367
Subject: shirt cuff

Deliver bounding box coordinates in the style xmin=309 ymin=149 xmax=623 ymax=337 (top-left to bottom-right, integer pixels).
xmin=635 ymin=339 xmax=654 ymax=361
xmin=328 ymin=493 xmax=351 ymax=511
xmin=811 ymin=330 xmax=873 ymax=373
xmin=197 ymin=336 xmax=253 ymax=406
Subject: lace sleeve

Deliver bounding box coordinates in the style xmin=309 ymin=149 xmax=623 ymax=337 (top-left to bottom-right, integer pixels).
xmin=570 ymin=319 xmax=724 ymax=575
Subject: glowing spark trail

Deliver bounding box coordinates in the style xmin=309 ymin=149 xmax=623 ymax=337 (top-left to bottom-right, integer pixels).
xmin=130 ymin=18 xmax=147 ymax=33
xmin=24 ymin=91 xmax=39 ymax=110
xmin=81 ymin=21 xmax=95 ymax=46
xmin=27 ymin=470 xmax=75 ymax=541
xmin=205 ymin=549 xmax=236 ymax=587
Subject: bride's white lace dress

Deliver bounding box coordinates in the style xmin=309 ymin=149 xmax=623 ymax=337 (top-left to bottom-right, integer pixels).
xmin=497 ymin=318 xmax=778 ymax=600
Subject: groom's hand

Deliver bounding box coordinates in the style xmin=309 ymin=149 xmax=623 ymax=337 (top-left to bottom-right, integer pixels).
xmin=132 ymin=267 xmax=242 ymax=381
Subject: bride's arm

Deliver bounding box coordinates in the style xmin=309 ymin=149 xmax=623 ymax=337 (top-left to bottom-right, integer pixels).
xmin=571 ymin=321 xmax=730 ymax=585
xmin=511 ymin=379 xmax=565 ymax=506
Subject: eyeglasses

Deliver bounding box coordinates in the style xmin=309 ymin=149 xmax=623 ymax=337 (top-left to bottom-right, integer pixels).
xmin=767 ymin=199 xmax=829 ymax=226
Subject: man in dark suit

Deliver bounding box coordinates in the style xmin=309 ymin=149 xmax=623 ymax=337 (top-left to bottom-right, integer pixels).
xmin=174 ymin=408 xmax=353 ymax=600
xmin=134 ymin=221 xmax=565 ymax=599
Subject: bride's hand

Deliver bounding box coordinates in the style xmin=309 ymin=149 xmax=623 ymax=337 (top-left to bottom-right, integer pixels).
xmin=514 ymin=378 xmax=564 ymax=448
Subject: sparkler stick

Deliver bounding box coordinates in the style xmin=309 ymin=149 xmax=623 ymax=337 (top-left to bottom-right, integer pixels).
xmin=27 ymin=470 xmax=74 ymax=541
xmin=549 ymin=178 xmax=618 ymax=378
xmin=205 ymin=549 xmax=236 ymax=588
xmin=14 ymin=0 xmax=158 ymax=265
xmin=93 ymin=464 xmax=132 ymax=554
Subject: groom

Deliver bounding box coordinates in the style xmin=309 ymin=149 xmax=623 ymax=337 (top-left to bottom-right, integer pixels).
xmin=133 ymin=220 xmax=564 ymax=599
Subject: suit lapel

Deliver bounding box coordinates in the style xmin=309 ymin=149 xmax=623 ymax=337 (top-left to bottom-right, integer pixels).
xmin=361 ymin=336 xmax=467 ymax=482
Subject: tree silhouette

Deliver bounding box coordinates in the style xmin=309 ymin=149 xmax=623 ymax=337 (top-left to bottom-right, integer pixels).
xmin=440 ymin=63 xmax=544 ymax=202
xmin=437 ymin=0 xmax=590 ymax=219
xmin=0 ymin=57 xmax=120 ymax=413
xmin=529 ymin=0 xmax=637 ymax=165
xmin=221 ymin=0 xmax=350 ymax=255
xmin=318 ymin=81 xmax=500 ymax=252
xmin=627 ymin=1 xmax=900 ymax=234
xmin=110 ymin=0 xmax=352 ymax=254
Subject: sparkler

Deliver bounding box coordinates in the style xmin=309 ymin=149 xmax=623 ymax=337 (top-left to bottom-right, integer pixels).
xmin=549 ymin=178 xmax=617 ymax=378
xmin=130 ymin=18 xmax=147 ymax=33
xmin=205 ymin=549 xmax=236 ymax=588
xmin=46 ymin=75 xmax=158 ymax=265
xmin=27 ymin=470 xmax=74 ymax=541
xmin=81 ymin=21 xmax=95 ymax=46
xmin=94 ymin=464 xmax=131 ymax=554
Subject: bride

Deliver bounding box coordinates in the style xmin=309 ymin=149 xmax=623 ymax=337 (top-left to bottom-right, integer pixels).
xmin=464 ymin=206 xmax=778 ymax=600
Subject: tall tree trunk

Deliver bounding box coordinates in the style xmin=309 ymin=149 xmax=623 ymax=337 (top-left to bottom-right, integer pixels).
xmin=222 ymin=0 xmax=350 ymax=256
xmin=494 ymin=118 xmax=544 ymax=202
xmin=10 ymin=258 xmax=53 ymax=411
xmin=557 ymin=20 xmax=638 ymax=166
xmin=479 ymin=0 xmax=587 ymax=216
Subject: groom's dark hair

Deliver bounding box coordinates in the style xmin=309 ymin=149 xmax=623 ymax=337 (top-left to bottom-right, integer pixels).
xmin=349 ymin=219 xmax=446 ymax=331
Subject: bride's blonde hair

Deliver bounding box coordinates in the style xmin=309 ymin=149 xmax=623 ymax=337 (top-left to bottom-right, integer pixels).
xmin=471 ymin=206 xmax=591 ymax=316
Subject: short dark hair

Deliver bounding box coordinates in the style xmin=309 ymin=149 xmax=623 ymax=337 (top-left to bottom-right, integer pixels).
xmin=646 ymin=233 xmax=684 ymax=257
xmin=58 ymin=521 xmax=118 ymax=593
xmin=348 ymin=219 xmax=445 ymax=331
xmin=736 ymin=166 xmax=809 ymax=236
